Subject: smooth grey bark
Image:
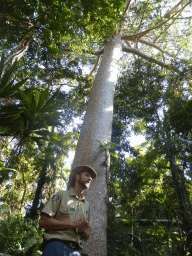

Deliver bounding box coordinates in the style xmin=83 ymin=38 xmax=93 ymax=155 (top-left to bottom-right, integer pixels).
xmin=71 ymin=35 xmax=122 ymax=255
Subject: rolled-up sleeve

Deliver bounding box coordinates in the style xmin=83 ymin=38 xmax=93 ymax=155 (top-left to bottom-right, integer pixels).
xmin=41 ymin=191 xmax=61 ymax=217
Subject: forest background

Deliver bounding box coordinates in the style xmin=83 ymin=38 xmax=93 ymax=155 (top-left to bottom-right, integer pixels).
xmin=0 ymin=0 xmax=192 ymax=255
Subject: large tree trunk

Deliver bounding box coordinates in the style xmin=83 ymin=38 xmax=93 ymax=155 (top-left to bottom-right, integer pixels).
xmin=71 ymin=35 xmax=122 ymax=255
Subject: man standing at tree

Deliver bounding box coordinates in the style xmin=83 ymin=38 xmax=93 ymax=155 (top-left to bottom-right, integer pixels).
xmin=39 ymin=165 xmax=97 ymax=256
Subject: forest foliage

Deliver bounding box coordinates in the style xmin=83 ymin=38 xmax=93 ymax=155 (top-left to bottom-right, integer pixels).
xmin=0 ymin=0 xmax=192 ymax=255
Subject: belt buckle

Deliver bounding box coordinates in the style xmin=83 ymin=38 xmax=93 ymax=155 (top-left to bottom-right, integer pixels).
xmin=69 ymin=242 xmax=76 ymax=249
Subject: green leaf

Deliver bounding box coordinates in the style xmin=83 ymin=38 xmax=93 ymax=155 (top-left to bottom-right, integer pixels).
xmin=0 ymin=60 xmax=18 ymax=88
xmin=0 ymin=167 xmax=17 ymax=172
xmin=18 ymin=88 xmax=31 ymax=103
xmin=36 ymin=88 xmax=49 ymax=111
xmin=34 ymin=90 xmax=40 ymax=108
xmin=38 ymin=89 xmax=60 ymax=113
xmin=34 ymin=130 xmax=51 ymax=137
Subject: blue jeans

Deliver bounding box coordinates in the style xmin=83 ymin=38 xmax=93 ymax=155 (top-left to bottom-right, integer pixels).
xmin=41 ymin=240 xmax=82 ymax=256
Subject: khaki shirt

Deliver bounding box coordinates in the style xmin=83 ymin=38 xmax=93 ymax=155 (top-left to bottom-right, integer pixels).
xmin=41 ymin=188 xmax=91 ymax=248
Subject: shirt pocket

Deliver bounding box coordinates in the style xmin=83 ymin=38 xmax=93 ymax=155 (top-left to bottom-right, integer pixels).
xmin=55 ymin=206 xmax=71 ymax=221
xmin=56 ymin=206 xmax=76 ymax=221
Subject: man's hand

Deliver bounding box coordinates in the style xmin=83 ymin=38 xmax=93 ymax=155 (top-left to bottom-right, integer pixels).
xmin=74 ymin=217 xmax=89 ymax=232
xmin=78 ymin=230 xmax=91 ymax=241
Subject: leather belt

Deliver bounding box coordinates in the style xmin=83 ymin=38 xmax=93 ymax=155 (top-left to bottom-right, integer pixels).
xmin=64 ymin=240 xmax=80 ymax=250
xmin=49 ymin=238 xmax=80 ymax=251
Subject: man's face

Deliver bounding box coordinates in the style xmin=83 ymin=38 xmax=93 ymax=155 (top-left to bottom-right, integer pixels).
xmin=77 ymin=170 xmax=92 ymax=189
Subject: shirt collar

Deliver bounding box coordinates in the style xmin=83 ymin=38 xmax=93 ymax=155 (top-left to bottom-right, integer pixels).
xmin=69 ymin=187 xmax=85 ymax=201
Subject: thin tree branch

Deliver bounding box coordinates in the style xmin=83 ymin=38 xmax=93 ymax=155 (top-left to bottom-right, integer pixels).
xmin=154 ymin=9 xmax=183 ymax=42
xmin=136 ymin=11 xmax=145 ymax=35
xmin=134 ymin=11 xmax=145 ymax=49
xmin=89 ymin=55 xmax=101 ymax=77
xmin=125 ymin=38 xmax=177 ymax=59
xmin=166 ymin=0 xmax=186 ymax=15
xmin=121 ymin=0 xmax=190 ymax=42
xmin=118 ymin=0 xmax=132 ymax=34
xmin=122 ymin=45 xmax=182 ymax=73
xmin=125 ymin=41 xmax=138 ymax=61
xmin=20 ymin=171 xmax=27 ymax=213
xmin=62 ymin=48 xmax=104 ymax=56
xmin=174 ymin=16 xmax=192 ymax=19
xmin=5 ymin=15 xmax=35 ymax=29
xmin=124 ymin=0 xmax=132 ymax=15
xmin=121 ymin=15 xmax=171 ymax=41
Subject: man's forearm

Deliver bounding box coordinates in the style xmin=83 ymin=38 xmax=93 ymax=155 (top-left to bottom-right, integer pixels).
xmin=39 ymin=213 xmax=89 ymax=232
xmin=39 ymin=214 xmax=74 ymax=231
